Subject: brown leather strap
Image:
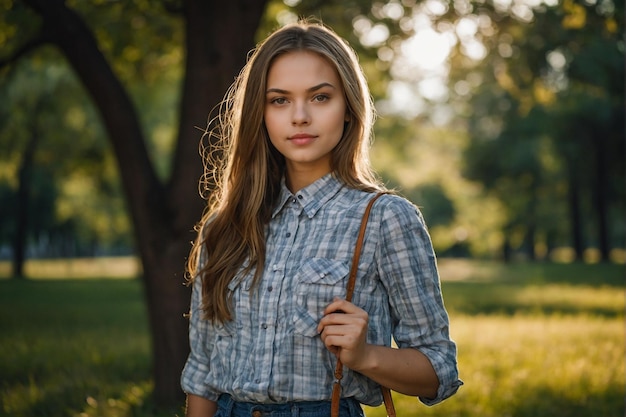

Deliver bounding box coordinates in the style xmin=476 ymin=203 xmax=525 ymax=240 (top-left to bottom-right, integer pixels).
xmin=331 ymin=192 xmax=396 ymax=417
xmin=382 ymin=386 xmax=397 ymax=417
xmin=345 ymin=192 xmax=385 ymax=302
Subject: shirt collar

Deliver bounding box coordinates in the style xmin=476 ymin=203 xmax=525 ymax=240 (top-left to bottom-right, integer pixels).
xmin=272 ymin=173 xmax=344 ymax=219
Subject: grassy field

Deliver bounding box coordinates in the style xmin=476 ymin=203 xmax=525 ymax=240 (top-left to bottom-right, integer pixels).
xmin=0 ymin=258 xmax=624 ymax=417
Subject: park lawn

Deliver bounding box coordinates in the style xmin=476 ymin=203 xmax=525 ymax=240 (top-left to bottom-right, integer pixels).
xmin=0 ymin=259 xmax=624 ymax=417
xmin=365 ymin=314 xmax=624 ymax=417
xmin=0 ymin=278 xmax=158 ymax=417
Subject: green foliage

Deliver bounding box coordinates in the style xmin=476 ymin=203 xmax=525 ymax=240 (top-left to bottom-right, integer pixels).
xmin=406 ymin=183 xmax=455 ymax=228
xmin=0 ymin=54 xmax=132 ymax=255
xmin=0 ymin=0 xmax=186 ymax=256
xmin=370 ymin=120 xmax=508 ymax=257
xmin=66 ymin=0 xmax=184 ymax=86
xmin=64 ymin=0 xmax=185 ymax=181
xmin=3 ymin=0 xmax=623 ymax=263
xmin=451 ymin=0 xmax=625 ymax=259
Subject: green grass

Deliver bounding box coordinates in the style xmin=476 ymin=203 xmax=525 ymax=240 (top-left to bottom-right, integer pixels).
xmin=0 ymin=279 xmax=162 ymax=417
xmin=0 ymin=259 xmax=624 ymax=417
xmin=365 ymin=260 xmax=626 ymax=417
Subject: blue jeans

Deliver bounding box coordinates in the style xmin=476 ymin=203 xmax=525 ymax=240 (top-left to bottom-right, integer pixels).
xmin=215 ymin=394 xmax=364 ymax=417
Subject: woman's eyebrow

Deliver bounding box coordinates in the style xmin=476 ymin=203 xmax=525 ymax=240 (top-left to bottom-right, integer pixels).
xmin=266 ymin=82 xmax=336 ymax=95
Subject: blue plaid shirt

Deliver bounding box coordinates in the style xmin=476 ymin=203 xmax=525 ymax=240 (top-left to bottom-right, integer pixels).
xmin=181 ymin=174 xmax=462 ymax=406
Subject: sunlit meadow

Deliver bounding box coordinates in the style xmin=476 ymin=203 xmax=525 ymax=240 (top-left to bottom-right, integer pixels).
xmin=0 ymin=258 xmax=624 ymax=417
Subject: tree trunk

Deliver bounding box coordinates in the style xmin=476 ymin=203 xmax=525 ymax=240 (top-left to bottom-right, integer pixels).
xmin=592 ymin=129 xmax=610 ymax=261
xmin=567 ymin=159 xmax=584 ymax=261
xmin=524 ymin=222 xmax=536 ymax=261
xmin=12 ymin=104 xmax=40 ymax=278
xmin=22 ymin=0 xmax=268 ymax=408
xmin=145 ymin=0 xmax=269 ymax=406
xmin=502 ymin=223 xmax=512 ymax=263
xmin=524 ymin=185 xmax=537 ymax=261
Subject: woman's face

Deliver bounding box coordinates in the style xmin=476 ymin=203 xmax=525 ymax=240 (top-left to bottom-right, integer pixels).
xmin=264 ymin=50 xmax=348 ymax=190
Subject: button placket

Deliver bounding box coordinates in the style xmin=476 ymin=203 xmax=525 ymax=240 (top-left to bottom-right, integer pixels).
xmin=257 ymin=206 xmax=296 ymax=393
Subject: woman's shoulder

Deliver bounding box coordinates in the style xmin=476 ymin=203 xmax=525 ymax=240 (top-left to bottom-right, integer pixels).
xmin=374 ymin=191 xmax=419 ymax=213
xmin=336 ymin=186 xmax=422 ymax=223
xmin=372 ymin=192 xmax=425 ymax=228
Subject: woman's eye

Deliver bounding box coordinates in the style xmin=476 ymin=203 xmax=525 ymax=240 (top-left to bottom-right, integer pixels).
xmin=270 ymin=97 xmax=287 ymax=105
xmin=313 ymin=94 xmax=329 ymax=102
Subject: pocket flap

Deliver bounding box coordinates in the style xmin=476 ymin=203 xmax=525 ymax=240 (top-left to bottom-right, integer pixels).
xmin=297 ymin=258 xmax=350 ymax=286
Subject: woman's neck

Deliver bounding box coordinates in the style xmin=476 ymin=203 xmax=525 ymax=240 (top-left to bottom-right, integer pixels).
xmin=285 ymin=166 xmax=331 ymax=193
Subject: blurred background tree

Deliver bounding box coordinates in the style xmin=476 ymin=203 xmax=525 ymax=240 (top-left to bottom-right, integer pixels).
xmin=441 ymin=0 xmax=625 ymax=262
xmin=0 ymin=0 xmax=623 ymax=409
xmin=0 ymin=55 xmax=129 ymax=277
xmin=1 ymin=0 xmax=269 ymax=406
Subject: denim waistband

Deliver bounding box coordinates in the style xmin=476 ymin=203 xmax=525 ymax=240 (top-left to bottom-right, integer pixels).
xmin=216 ymin=393 xmax=364 ymax=417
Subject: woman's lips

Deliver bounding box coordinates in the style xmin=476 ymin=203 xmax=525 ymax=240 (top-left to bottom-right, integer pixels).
xmin=288 ymin=133 xmax=317 ymax=145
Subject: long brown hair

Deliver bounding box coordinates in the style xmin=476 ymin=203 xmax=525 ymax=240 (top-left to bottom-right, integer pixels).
xmin=187 ymin=20 xmax=384 ymax=323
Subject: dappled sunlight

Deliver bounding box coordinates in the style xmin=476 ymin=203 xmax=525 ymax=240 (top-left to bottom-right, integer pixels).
xmin=0 ymin=256 xmax=141 ymax=279
xmin=512 ymin=284 xmax=624 ymax=316
xmin=439 ymin=259 xmax=625 ymax=317
xmin=75 ymin=383 xmax=155 ymax=417
xmin=437 ymin=258 xmax=501 ymax=281
xmin=2 ymin=261 xmax=624 ymax=416
xmin=365 ymin=315 xmax=624 ymax=417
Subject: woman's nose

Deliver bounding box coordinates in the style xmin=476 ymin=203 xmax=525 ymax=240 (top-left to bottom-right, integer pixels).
xmin=292 ymin=101 xmax=310 ymax=125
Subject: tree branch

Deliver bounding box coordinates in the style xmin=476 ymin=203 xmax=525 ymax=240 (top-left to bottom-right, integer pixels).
xmin=162 ymin=0 xmax=184 ymax=15
xmin=0 ymin=35 xmax=48 ymax=70
xmin=21 ymin=0 xmax=165 ymax=240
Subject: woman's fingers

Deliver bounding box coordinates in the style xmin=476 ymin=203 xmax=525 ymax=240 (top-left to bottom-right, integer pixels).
xmin=317 ymin=298 xmax=370 ymax=365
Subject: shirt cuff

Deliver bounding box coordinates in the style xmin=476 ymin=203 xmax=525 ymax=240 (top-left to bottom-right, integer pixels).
xmin=419 ymin=378 xmax=463 ymax=406
xmin=417 ymin=346 xmax=463 ymax=406
xmin=180 ymin=358 xmax=220 ymax=401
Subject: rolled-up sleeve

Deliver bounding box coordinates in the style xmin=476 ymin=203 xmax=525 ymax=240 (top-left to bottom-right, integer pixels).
xmin=180 ymin=272 xmax=220 ymax=401
xmin=376 ymin=196 xmax=462 ymax=405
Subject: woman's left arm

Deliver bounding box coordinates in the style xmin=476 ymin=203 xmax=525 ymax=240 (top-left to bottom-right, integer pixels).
xmin=318 ymin=196 xmax=461 ymax=404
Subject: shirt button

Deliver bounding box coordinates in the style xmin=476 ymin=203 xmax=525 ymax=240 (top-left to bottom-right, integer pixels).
xmin=297 ymin=194 xmax=303 ymax=199
xmin=261 ymin=323 xmax=268 ymax=329
xmin=268 ymin=286 xmax=273 ymax=292
xmin=291 ymin=198 xmax=297 ymax=203
xmin=254 ymin=379 xmax=261 ymax=384
xmin=286 ymin=232 xmax=291 ymax=237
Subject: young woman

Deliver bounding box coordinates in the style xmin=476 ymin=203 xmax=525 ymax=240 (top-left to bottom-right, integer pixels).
xmin=181 ymin=21 xmax=462 ymax=417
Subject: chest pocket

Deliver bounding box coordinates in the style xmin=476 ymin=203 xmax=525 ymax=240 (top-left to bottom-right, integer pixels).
xmin=293 ymin=258 xmax=350 ymax=337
